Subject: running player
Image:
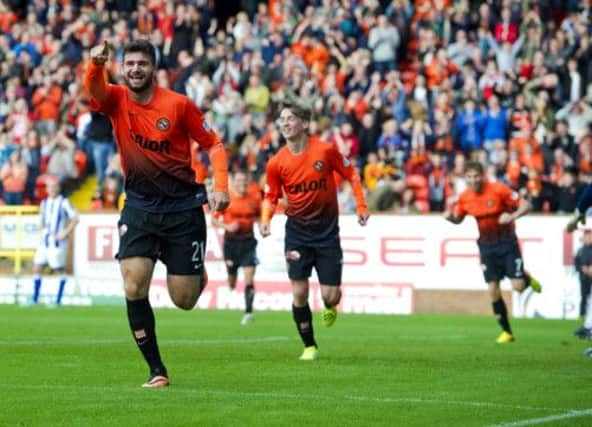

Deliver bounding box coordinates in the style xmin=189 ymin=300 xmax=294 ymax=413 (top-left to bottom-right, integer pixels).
xmin=444 ymin=161 xmax=542 ymax=344
xmin=31 ymin=179 xmax=78 ymax=306
xmin=84 ymin=40 xmax=229 ymax=387
xmin=260 ymin=100 xmax=369 ymax=361
xmin=212 ymin=170 xmax=261 ymax=325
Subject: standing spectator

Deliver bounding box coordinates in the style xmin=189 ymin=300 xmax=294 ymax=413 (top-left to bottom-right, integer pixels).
xmin=31 ymin=75 xmax=63 ymax=137
xmin=86 ymin=111 xmax=115 ymax=188
xmin=368 ymin=15 xmax=400 ymax=73
xmin=482 ymin=95 xmax=508 ymax=152
xmin=43 ymin=127 xmax=77 ymax=187
xmin=454 ymin=98 xmax=483 ymax=153
xmin=0 ymin=149 xmax=28 ymax=205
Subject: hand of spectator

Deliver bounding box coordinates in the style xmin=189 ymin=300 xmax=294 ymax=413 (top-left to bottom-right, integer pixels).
xmin=90 ymin=41 xmax=110 ymax=65
xmin=210 ymin=191 xmax=230 ymax=212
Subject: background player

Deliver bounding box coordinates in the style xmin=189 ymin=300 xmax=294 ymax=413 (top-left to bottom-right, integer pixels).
xmin=31 ymin=178 xmax=78 ymax=306
xmin=212 ymin=170 xmax=261 ymax=325
xmin=566 ymin=183 xmax=592 ymax=342
xmin=444 ymin=161 xmax=541 ymax=344
xmin=84 ymin=40 xmax=229 ymax=387
xmin=260 ymin=100 xmax=369 ymax=361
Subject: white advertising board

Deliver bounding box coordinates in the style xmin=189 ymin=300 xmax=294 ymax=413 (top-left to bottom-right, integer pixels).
xmin=67 ymin=213 xmax=582 ymax=318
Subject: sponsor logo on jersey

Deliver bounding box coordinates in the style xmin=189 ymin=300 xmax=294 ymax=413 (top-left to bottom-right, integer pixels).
xmin=313 ymin=160 xmax=325 ymax=171
xmin=130 ymin=130 xmax=171 ymax=154
xmin=285 ymin=178 xmax=328 ymax=194
xmin=486 ymin=199 xmax=494 ymax=208
xmin=156 ymin=117 xmax=170 ymax=131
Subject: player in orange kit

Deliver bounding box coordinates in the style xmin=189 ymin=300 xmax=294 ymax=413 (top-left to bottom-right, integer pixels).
xmin=444 ymin=161 xmax=541 ymax=344
xmin=212 ymin=170 xmax=262 ymax=325
xmin=84 ymin=40 xmax=229 ymax=387
xmin=261 ymin=100 xmax=369 ymax=360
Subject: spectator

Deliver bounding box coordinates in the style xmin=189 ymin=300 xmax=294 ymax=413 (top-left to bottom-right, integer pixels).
xmin=0 ymin=148 xmax=28 ymax=204
xmin=86 ymin=111 xmax=115 ymax=188
xmin=368 ymin=15 xmax=400 ymax=73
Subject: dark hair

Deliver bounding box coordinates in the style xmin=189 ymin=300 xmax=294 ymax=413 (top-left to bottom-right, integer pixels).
xmin=465 ymin=160 xmax=484 ymax=174
xmin=280 ymin=99 xmax=312 ymax=121
xmin=123 ymin=39 xmax=156 ymax=65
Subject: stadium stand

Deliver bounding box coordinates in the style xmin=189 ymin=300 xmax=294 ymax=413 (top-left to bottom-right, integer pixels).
xmin=0 ymin=0 xmax=591 ymax=213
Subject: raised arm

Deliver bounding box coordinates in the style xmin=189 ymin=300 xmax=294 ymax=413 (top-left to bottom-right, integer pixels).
xmin=83 ymin=41 xmax=111 ymax=105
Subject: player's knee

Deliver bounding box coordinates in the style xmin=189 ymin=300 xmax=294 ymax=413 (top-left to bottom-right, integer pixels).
xmin=173 ymin=297 xmax=197 ymax=310
xmin=124 ymin=282 xmax=147 ymax=299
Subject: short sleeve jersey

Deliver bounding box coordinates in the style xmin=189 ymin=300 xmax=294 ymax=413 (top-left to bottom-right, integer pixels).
xmin=89 ymin=77 xmax=221 ymax=212
xmin=455 ymin=181 xmax=521 ymax=245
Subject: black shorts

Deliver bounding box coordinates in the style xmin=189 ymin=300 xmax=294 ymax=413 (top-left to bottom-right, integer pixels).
xmin=117 ymin=205 xmax=206 ymax=275
xmin=223 ymin=236 xmax=258 ymax=275
xmin=285 ymin=244 xmax=343 ymax=286
xmin=478 ymin=239 xmax=525 ymax=283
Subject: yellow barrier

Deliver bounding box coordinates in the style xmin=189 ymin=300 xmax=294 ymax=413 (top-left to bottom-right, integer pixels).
xmin=0 ymin=205 xmax=40 ymax=274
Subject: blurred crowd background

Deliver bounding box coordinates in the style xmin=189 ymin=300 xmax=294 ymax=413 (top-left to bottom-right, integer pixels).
xmin=0 ymin=0 xmax=591 ymax=214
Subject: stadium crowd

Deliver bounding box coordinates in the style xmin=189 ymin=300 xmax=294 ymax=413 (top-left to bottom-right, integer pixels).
xmin=0 ymin=0 xmax=591 ymax=213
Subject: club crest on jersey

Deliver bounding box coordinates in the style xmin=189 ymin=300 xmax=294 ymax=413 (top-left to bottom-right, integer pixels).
xmin=156 ymin=117 xmax=170 ymax=131
xmin=313 ymin=160 xmax=325 ymax=171
xmin=486 ymin=199 xmax=494 ymax=207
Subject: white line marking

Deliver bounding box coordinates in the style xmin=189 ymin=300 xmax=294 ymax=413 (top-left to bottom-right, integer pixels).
xmin=0 ymin=383 xmax=569 ymax=414
xmin=346 ymin=395 xmax=557 ymax=412
xmin=488 ymin=408 xmax=592 ymax=427
xmin=0 ymin=336 xmax=289 ymax=346
xmin=397 ymin=335 xmax=466 ymax=341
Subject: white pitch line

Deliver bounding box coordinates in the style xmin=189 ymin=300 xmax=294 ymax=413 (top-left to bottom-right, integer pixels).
xmin=346 ymin=395 xmax=558 ymax=412
xmin=0 ymin=383 xmax=569 ymax=414
xmin=488 ymin=408 xmax=592 ymax=427
xmin=397 ymin=335 xmax=466 ymax=341
xmin=0 ymin=336 xmax=289 ymax=346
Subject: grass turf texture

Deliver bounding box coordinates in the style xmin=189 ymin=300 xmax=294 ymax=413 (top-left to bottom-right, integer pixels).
xmin=1 ymin=306 xmax=591 ymax=426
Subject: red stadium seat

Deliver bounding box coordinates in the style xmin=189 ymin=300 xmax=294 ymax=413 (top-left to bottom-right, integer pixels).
xmin=414 ymin=186 xmax=429 ymax=202
xmin=406 ymin=174 xmax=428 ymax=189
xmin=75 ymin=150 xmax=87 ymax=178
xmin=35 ymin=175 xmax=48 ymax=201
xmin=415 ymin=200 xmax=430 ymax=213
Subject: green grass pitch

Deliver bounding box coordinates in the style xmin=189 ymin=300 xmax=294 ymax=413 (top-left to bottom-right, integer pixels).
xmin=1 ymin=305 xmax=591 ymax=426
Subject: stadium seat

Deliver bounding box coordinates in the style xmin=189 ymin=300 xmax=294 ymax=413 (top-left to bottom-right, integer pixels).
xmin=414 ymin=186 xmax=429 ymax=202
xmin=406 ymin=174 xmax=428 ymax=190
xmin=35 ymin=175 xmax=48 ymax=201
xmin=75 ymin=150 xmax=87 ymax=178
xmin=415 ymin=199 xmax=430 ymax=213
